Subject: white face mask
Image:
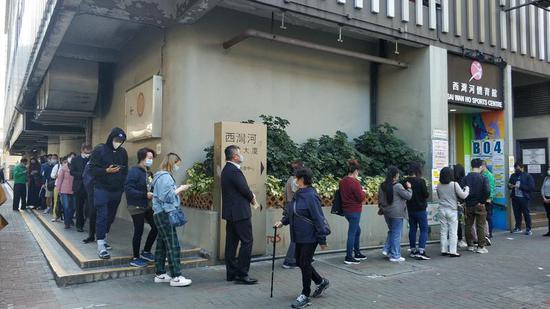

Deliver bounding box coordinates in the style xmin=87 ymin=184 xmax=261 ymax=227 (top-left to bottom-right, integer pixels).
xmin=238 ymin=154 xmax=245 ymax=163
xmin=82 ymin=153 xmax=91 ymax=159
xmin=173 ymin=165 xmax=181 ymax=173
xmin=68 ymin=157 xmax=73 ymax=164
xmin=113 ymin=142 xmax=122 ymax=149
xmin=547 ymin=170 xmax=550 ymax=176
xmin=145 ymin=159 xmax=153 ymax=167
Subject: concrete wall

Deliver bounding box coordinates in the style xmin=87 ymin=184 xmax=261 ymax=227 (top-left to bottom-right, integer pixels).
xmin=47 ymin=137 xmax=60 ymax=155
xmin=58 ymin=136 xmax=84 ymax=157
xmin=513 ymin=115 xmax=550 ymax=142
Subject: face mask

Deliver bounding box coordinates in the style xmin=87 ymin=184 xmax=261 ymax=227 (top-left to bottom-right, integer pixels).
xmin=113 ymin=142 xmax=122 ymax=149
xmin=238 ymin=154 xmax=245 ymax=163
xmin=145 ymin=159 xmax=153 ymax=167
xmin=68 ymin=157 xmax=73 ymax=164
xmin=547 ymin=170 xmax=550 ymax=176
xmin=173 ymin=165 xmax=181 ymax=173
xmin=51 ymin=160 xmax=58 ymax=165
xmin=291 ymin=178 xmax=299 ymax=192
xmin=82 ymin=153 xmax=91 ymax=159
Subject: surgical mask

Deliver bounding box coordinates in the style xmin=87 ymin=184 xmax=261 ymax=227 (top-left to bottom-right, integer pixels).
xmin=547 ymin=170 xmax=550 ymax=176
xmin=238 ymin=154 xmax=245 ymax=163
xmin=68 ymin=157 xmax=73 ymax=164
xmin=51 ymin=160 xmax=58 ymax=165
xmin=173 ymin=165 xmax=181 ymax=173
xmin=82 ymin=153 xmax=91 ymax=159
xmin=113 ymin=142 xmax=122 ymax=149
xmin=145 ymin=159 xmax=153 ymax=167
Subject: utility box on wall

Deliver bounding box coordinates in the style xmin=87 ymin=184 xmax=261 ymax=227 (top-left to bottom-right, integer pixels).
xmin=125 ymin=75 xmax=163 ymax=141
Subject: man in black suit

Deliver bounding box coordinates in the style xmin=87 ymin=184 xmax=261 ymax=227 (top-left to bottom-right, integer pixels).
xmin=70 ymin=143 xmax=93 ymax=232
xmin=221 ymin=145 xmax=258 ymax=284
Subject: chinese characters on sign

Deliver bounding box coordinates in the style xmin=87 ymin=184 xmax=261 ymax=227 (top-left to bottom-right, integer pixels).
xmin=225 ymin=133 xmax=259 ymax=158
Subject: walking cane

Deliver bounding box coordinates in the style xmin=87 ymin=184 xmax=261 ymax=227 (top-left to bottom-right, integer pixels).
xmin=270 ymin=226 xmax=277 ymax=298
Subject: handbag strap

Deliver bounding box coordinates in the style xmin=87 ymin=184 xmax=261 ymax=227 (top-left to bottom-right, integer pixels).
xmin=293 ymin=201 xmax=314 ymax=226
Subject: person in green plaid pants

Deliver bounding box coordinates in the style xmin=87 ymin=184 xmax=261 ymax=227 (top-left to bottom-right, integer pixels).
xmin=151 ymin=153 xmax=193 ymax=287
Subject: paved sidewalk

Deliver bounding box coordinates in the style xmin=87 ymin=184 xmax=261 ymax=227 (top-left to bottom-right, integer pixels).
xmin=2 ymin=183 xmax=550 ymax=309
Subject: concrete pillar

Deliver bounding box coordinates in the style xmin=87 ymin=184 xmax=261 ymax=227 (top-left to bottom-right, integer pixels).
xmin=47 ymin=136 xmax=60 ymax=155
xmin=377 ymin=45 xmax=448 ymax=179
xmin=503 ymin=64 xmax=514 ymax=230
xmin=59 ymin=136 xmax=84 ymax=156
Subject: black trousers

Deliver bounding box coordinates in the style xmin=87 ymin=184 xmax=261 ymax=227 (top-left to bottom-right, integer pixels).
xmin=74 ymin=189 xmax=87 ymax=229
xmin=12 ymin=183 xmax=27 ymax=210
xmin=86 ymin=187 xmax=96 ymax=239
xmin=131 ymin=209 xmax=158 ymax=258
xmin=295 ymin=243 xmax=323 ymax=297
xmin=544 ymin=201 xmax=550 ymax=232
xmin=225 ymin=218 xmax=253 ymax=278
xmin=512 ymin=197 xmax=531 ymax=230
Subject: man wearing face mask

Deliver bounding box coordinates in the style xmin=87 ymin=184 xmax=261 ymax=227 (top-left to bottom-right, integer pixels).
xmin=282 ymin=160 xmax=304 ymax=269
xmin=508 ymin=161 xmax=536 ymax=235
xmin=70 ymin=144 xmax=93 ymax=232
xmin=221 ymin=145 xmax=257 ymax=285
xmin=90 ymin=128 xmax=129 ymax=259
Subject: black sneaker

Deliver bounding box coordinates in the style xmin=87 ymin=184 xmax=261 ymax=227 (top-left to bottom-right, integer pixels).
xmin=354 ymin=253 xmax=367 ymax=261
xmin=312 ymin=278 xmax=330 ymax=298
xmin=291 ymin=294 xmax=311 ymax=308
xmin=344 ymin=257 xmax=360 ymax=265
xmin=416 ymin=251 xmax=431 ymax=260
xmin=543 ymin=232 xmax=550 ymax=237
xmin=409 ymin=249 xmax=419 ymax=258
xmin=511 ymin=228 xmax=522 ymax=234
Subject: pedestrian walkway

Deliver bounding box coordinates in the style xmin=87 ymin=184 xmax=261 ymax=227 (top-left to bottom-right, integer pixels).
xmin=2 ymin=182 xmax=550 ymax=308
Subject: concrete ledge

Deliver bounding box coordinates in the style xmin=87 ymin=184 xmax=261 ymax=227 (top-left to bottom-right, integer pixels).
xmin=180 ymin=206 xmax=219 ymax=263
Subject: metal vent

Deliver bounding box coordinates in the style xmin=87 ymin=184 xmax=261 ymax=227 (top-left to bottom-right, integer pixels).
xmin=514 ymin=82 xmax=550 ymax=117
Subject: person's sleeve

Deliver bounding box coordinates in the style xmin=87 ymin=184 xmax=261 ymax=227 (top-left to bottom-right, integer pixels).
xmin=351 ymin=180 xmax=366 ymax=203
xmin=396 ymin=183 xmax=413 ymax=200
xmin=455 ymin=182 xmax=470 ymax=199
xmin=233 ymin=170 xmax=254 ymax=202
xmin=69 ymin=160 xmax=80 ymax=178
xmin=481 ymin=177 xmax=490 ymax=201
xmin=154 ymin=175 xmax=177 ymax=206
xmin=309 ymin=198 xmax=328 ymax=245
xmin=57 ymin=167 xmax=65 ymax=188
xmin=508 ymin=174 xmax=515 ymax=185
xmin=421 ymin=179 xmax=430 ymax=199
xmin=281 ymin=202 xmax=290 ymax=225
xmin=125 ymin=169 xmax=147 ymax=200
xmin=527 ymin=174 xmax=536 ymax=192
xmin=489 ymin=174 xmax=496 ymax=199
xmin=121 ymin=150 xmax=129 ymax=178
xmin=89 ymin=148 xmax=107 ymax=177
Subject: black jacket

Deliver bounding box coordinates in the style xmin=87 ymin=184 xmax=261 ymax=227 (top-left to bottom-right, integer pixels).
xmin=125 ymin=165 xmax=149 ymax=208
xmin=89 ymin=127 xmax=129 ymax=192
xmin=221 ymin=162 xmax=254 ymax=222
xmin=462 ymin=172 xmax=490 ymax=207
xmin=70 ymin=155 xmax=89 ymax=193
xmin=509 ymin=171 xmax=536 ymax=200
xmin=404 ymin=176 xmax=429 ymax=212
xmin=281 ymin=186 xmax=329 ymax=245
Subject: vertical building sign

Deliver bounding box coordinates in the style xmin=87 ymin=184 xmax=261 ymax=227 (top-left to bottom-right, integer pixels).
xmin=214 ymin=122 xmax=267 ymax=258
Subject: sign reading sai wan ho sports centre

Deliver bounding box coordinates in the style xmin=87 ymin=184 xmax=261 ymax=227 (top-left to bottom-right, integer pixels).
xmin=447 ymin=55 xmax=504 ymax=110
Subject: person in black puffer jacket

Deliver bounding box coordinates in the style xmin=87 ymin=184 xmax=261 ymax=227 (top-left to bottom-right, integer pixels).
xmin=89 ymin=127 xmax=128 ymax=259
xmin=275 ymin=168 xmax=331 ymax=309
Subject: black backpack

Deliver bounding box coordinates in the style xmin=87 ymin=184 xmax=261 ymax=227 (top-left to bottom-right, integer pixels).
xmin=330 ymin=189 xmax=344 ymax=216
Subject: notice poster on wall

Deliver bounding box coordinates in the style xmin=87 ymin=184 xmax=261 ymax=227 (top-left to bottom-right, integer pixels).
xmin=522 ymin=148 xmax=546 ymax=165
xmin=472 ymin=139 xmax=506 ymax=200
xmin=431 ymin=139 xmax=448 ymax=192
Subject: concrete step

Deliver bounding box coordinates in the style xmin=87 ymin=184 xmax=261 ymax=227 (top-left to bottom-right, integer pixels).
xmin=21 ymin=210 xmax=208 ymax=286
xmin=31 ymin=209 xmax=208 ymax=269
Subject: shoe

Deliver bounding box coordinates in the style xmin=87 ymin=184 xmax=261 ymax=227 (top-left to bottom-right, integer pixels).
xmin=64 ymin=225 xmax=70 ymax=229
xmin=51 ymin=217 xmax=60 ymax=222
xmin=76 ymin=228 xmax=84 ymax=232
xmin=104 ymin=243 xmax=112 ymax=250
xmin=381 ymin=250 xmax=389 ymax=257
xmin=409 ymin=249 xmax=419 ymax=258
xmin=291 ymin=294 xmax=311 ymax=309
xmin=458 ymin=240 xmax=468 ymax=248
xmin=448 ymin=253 xmax=461 ymax=257
xmin=485 ymin=237 xmax=492 ymax=246
xmin=28 ymin=205 xmax=35 ymax=209
xmin=234 ymin=276 xmax=258 ymax=285
xmin=543 ymin=232 xmax=550 ymax=237
xmin=476 ymin=247 xmax=489 ymax=254
xmin=226 ymin=275 xmax=235 ymax=282
xmin=312 ymin=278 xmax=330 ymax=298
xmin=154 ymin=273 xmax=172 ymax=283
xmin=130 ymin=258 xmax=148 ymax=267
xmin=525 ymin=230 xmax=533 ymax=236
xmin=282 ymin=263 xmax=298 ymax=269
xmin=82 ymin=237 xmax=95 ymax=244
xmin=354 ymin=253 xmax=367 ymax=261
xmin=344 ymin=257 xmax=361 ymax=265
xmin=42 ymin=207 xmax=51 ymax=214
xmin=170 ymin=276 xmax=192 ymax=287
xmin=468 ymin=246 xmax=476 ymax=252
xmin=416 ymin=251 xmax=431 ymax=260
xmin=441 ymin=252 xmax=449 ymax=256
xmin=140 ymin=251 xmax=155 ymax=262
xmin=389 ymin=257 xmax=406 ymax=263
xmin=98 ymin=250 xmax=110 ymax=259
xmin=512 ymin=228 xmax=522 ymax=234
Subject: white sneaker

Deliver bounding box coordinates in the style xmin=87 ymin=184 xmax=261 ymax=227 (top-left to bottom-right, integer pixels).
xmin=382 ymin=250 xmax=389 ymax=257
xmin=389 ymin=257 xmax=406 ymax=263
xmin=154 ymin=273 xmax=172 ymax=283
xmin=170 ymin=276 xmax=192 ymax=287
xmin=458 ymin=240 xmax=468 ymax=248
xmin=468 ymin=246 xmax=476 ymax=252
xmin=476 ymin=247 xmax=489 ymax=254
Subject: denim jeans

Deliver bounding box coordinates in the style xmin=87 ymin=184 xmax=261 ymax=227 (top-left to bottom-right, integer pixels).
xmin=384 ymin=217 xmax=404 ymax=259
xmin=94 ymin=188 xmax=123 ymax=241
xmin=344 ymin=212 xmax=362 ymax=258
xmin=61 ymin=194 xmax=75 ymax=227
xmin=408 ymin=210 xmax=428 ymax=251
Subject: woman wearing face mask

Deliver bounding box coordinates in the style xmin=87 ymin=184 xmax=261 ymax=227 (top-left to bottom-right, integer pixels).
xmin=56 ymin=155 xmax=75 ymax=229
xmin=151 ymin=152 xmax=193 ymax=287
xmin=542 ymin=168 xmax=550 ymax=237
xmin=378 ymin=166 xmax=412 ymax=263
xmin=124 ymin=148 xmax=158 ymax=267
xmin=26 ymin=157 xmax=42 ymax=209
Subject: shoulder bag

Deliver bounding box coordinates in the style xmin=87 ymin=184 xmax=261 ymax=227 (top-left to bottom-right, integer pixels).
xmin=293 ymin=201 xmax=331 ymax=235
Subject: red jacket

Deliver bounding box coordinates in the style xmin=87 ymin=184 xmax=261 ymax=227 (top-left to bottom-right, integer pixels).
xmin=339 ymin=176 xmax=366 ymax=213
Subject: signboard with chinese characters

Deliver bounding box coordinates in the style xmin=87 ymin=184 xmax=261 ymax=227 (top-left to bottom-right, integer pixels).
xmin=214 ymin=122 xmax=267 ymax=258
xmin=448 ymin=55 xmax=503 ymax=110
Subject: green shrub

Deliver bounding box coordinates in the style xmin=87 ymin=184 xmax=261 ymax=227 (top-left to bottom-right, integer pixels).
xmin=260 ymin=115 xmax=300 ymax=180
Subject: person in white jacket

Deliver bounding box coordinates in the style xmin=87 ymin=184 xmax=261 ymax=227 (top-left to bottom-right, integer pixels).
xmin=436 ymin=167 xmax=469 ymax=257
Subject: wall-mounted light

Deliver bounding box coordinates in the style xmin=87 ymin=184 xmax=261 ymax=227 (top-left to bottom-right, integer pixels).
xmin=450 ymin=109 xmax=457 ymax=112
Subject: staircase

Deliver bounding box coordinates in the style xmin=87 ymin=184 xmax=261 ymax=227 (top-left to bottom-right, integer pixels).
xmin=21 ymin=209 xmax=210 ymax=286
xmin=531 ymin=211 xmax=549 ymax=229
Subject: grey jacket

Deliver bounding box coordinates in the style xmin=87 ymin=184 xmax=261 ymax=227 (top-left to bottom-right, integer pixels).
xmin=378 ymin=183 xmax=413 ymax=218
xmin=436 ymin=182 xmax=470 ymax=210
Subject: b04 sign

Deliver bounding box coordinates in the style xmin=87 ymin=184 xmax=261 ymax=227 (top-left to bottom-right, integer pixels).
xmin=472 ymin=139 xmax=503 ymax=156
